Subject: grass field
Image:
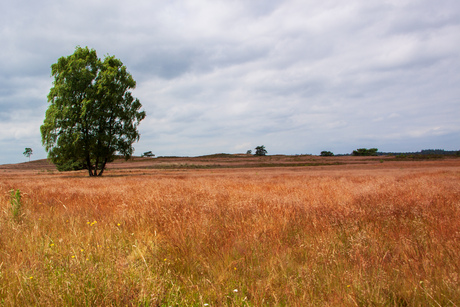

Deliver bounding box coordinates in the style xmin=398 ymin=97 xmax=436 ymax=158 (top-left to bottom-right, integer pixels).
xmin=1 ymin=156 xmax=459 ymax=306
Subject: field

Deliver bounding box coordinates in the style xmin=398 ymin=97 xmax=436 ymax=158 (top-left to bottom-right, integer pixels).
xmin=1 ymin=155 xmax=459 ymax=306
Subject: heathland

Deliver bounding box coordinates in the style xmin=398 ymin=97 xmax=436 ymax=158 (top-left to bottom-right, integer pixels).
xmin=1 ymin=155 xmax=459 ymax=306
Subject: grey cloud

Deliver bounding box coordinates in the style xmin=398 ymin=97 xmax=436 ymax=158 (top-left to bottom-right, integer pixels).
xmin=385 ymin=0 xmax=460 ymax=34
xmin=133 ymin=48 xmax=199 ymax=80
xmin=1 ymin=0 xmax=460 ymax=164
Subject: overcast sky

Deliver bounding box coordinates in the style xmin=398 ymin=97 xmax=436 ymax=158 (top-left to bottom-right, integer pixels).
xmin=1 ymin=0 xmax=459 ymax=164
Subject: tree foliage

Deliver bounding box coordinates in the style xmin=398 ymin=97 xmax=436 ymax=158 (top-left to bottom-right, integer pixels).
xmin=320 ymin=151 xmax=334 ymax=156
xmin=352 ymin=148 xmax=378 ymax=156
xmin=41 ymin=46 xmax=146 ymax=176
xmin=142 ymin=151 xmax=155 ymax=158
xmin=23 ymin=148 xmax=33 ymax=161
xmin=254 ymin=145 xmax=267 ymax=156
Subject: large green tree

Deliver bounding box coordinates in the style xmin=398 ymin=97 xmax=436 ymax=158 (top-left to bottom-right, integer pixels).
xmin=41 ymin=46 xmax=146 ymax=176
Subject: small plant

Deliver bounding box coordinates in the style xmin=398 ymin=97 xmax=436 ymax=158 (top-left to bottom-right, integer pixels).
xmin=10 ymin=189 xmax=23 ymax=219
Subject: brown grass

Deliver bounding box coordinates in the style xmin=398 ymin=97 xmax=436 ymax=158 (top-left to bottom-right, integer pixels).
xmin=1 ymin=158 xmax=459 ymax=306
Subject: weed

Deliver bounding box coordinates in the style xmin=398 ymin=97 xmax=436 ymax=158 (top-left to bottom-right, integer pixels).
xmin=10 ymin=189 xmax=22 ymax=219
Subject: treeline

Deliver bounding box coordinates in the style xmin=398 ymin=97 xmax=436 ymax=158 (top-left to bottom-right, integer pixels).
xmin=330 ymin=148 xmax=460 ymax=157
xmin=381 ymin=149 xmax=460 ymax=156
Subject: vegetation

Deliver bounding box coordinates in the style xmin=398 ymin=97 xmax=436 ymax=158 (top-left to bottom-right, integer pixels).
xmin=320 ymin=150 xmax=334 ymax=156
xmin=382 ymin=149 xmax=460 ymax=157
xmin=352 ymin=148 xmax=378 ymax=156
xmin=395 ymin=154 xmax=445 ymax=160
xmin=40 ymin=46 xmax=145 ymax=176
xmin=254 ymin=145 xmax=267 ymax=156
xmin=0 ymin=161 xmax=459 ymax=306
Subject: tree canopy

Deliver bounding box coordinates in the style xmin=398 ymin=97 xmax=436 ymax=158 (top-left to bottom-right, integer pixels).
xmin=254 ymin=145 xmax=267 ymax=156
xmin=41 ymin=46 xmax=146 ymax=176
xmin=23 ymin=148 xmax=33 ymax=161
xmin=352 ymin=148 xmax=378 ymax=156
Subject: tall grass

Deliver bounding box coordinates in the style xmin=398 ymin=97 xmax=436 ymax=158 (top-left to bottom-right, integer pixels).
xmin=0 ymin=167 xmax=459 ymax=306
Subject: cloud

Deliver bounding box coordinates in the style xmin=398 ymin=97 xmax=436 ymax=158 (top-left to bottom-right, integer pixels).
xmin=1 ymin=0 xmax=459 ymax=164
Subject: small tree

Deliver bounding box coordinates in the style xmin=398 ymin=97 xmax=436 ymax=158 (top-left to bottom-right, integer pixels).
xmin=320 ymin=151 xmax=334 ymax=156
xmin=254 ymin=145 xmax=267 ymax=156
xmin=246 ymin=150 xmax=252 ymax=155
xmin=23 ymin=148 xmax=33 ymax=161
xmin=142 ymin=151 xmax=155 ymax=158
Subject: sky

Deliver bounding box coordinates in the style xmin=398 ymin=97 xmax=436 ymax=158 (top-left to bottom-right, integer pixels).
xmin=1 ymin=0 xmax=459 ymax=164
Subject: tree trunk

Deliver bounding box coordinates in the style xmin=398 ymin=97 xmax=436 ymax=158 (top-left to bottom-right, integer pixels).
xmin=94 ymin=157 xmax=99 ymax=176
xmin=97 ymin=158 xmax=108 ymax=176
xmin=86 ymin=155 xmax=95 ymax=176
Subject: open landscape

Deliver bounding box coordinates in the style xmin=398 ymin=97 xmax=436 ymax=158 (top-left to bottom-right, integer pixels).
xmin=1 ymin=155 xmax=459 ymax=306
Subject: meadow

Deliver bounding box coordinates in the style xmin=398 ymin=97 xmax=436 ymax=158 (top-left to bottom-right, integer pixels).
xmin=0 ymin=156 xmax=459 ymax=306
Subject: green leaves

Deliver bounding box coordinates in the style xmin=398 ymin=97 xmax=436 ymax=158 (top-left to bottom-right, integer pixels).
xmin=41 ymin=46 xmax=145 ymax=176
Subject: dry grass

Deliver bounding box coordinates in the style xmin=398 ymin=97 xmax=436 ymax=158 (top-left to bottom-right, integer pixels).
xmin=1 ymin=161 xmax=459 ymax=306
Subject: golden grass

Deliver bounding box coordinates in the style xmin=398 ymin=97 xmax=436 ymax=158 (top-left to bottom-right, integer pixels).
xmin=1 ymin=163 xmax=459 ymax=306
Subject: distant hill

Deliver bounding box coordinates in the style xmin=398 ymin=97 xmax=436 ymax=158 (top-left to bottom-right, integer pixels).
xmin=0 ymin=159 xmax=56 ymax=171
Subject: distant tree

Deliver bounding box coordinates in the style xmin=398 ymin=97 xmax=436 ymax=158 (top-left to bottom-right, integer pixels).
xmin=142 ymin=151 xmax=155 ymax=158
xmin=40 ymin=46 xmax=145 ymax=176
xmin=246 ymin=150 xmax=252 ymax=155
xmin=254 ymin=145 xmax=267 ymax=156
xmin=23 ymin=148 xmax=33 ymax=161
xmin=320 ymin=151 xmax=334 ymax=156
xmin=352 ymin=148 xmax=378 ymax=156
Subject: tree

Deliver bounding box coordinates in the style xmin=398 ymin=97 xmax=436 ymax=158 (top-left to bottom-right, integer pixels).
xmin=142 ymin=151 xmax=155 ymax=158
xmin=320 ymin=151 xmax=334 ymax=156
xmin=246 ymin=150 xmax=252 ymax=155
xmin=41 ymin=46 xmax=146 ymax=176
xmin=254 ymin=145 xmax=267 ymax=156
xmin=23 ymin=148 xmax=33 ymax=161
xmin=352 ymin=148 xmax=378 ymax=156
